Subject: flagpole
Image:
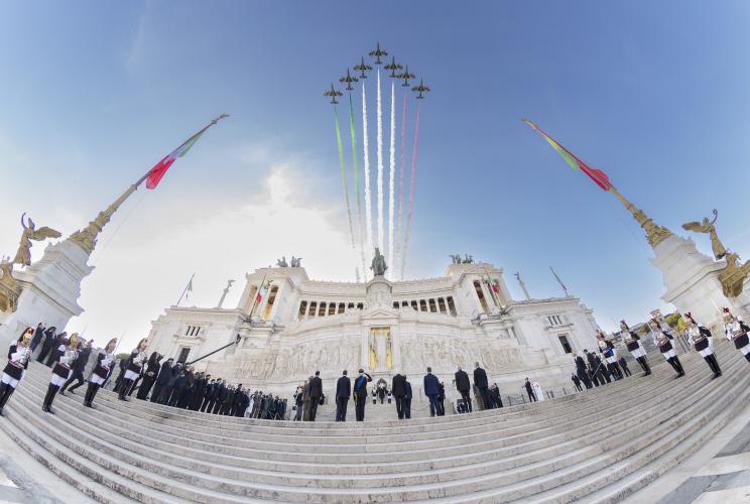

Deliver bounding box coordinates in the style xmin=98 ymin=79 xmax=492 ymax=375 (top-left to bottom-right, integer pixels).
xmin=176 ymin=273 xmax=195 ymax=307
xmin=247 ymin=274 xmax=269 ymax=320
xmin=549 ymin=266 xmax=570 ymax=297
xmin=68 ymin=114 xmax=229 ymax=256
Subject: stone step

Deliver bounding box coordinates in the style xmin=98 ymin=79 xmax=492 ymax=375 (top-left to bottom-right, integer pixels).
xmin=19 ymin=357 xmax=687 ymax=449
xmin=2 ymin=348 xmax=748 ymax=502
xmin=16 ymin=353 xmax=708 ymax=464
xmin=406 ymin=353 xmax=750 ymax=503
xmin=20 ymin=359 xmax=664 ymax=434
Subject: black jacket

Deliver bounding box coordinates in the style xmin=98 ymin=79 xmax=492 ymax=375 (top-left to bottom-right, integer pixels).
xmin=454 ymin=370 xmax=471 ymax=392
xmin=156 ymin=362 xmax=174 ymax=385
xmin=391 ymin=374 xmax=407 ymax=397
xmin=404 ymin=381 xmax=412 ymax=400
xmin=473 ymin=367 xmax=488 ymax=388
xmin=309 ymin=376 xmax=323 ymax=399
xmin=336 ymin=376 xmax=351 ymax=399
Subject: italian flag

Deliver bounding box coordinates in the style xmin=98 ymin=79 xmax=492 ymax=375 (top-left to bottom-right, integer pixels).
xmin=523 ymin=119 xmax=612 ymax=191
xmin=256 ymin=281 xmax=271 ymax=304
xmin=144 ymin=114 xmax=229 ymax=190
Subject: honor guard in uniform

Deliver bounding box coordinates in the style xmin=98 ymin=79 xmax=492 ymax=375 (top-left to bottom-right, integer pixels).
xmin=85 ymin=338 xmax=117 ymax=407
xmin=119 ymin=338 xmax=149 ymax=401
xmin=620 ymin=320 xmax=651 ymax=376
xmin=650 ymin=320 xmax=685 ymax=378
xmin=0 ymin=327 xmax=33 ymax=416
xmin=43 ymin=332 xmax=80 ymax=413
xmin=685 ymin=313 xmax=722 ymax=378
xmin=597 ymin=331 xmax=623 ymax=380
xmin=723 ymin=307 xmax=750 ymax=364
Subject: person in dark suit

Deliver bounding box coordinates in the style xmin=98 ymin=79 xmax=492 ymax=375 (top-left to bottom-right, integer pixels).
xmin=35 ymin=326 xmax=56 ymax=363
xmin=454 ymin=367 xmax=472 ymax=413
xmin=308 ymin=370 xmax=323 ymax=421
xmin=403 ymin=376 xmax=412 ymax=419
xmin=151 ymin=358 xmax=174 ymax=403
xmin=574 ymin=353 xmax=592 ymax=389
xmin=391 ymin=372 xmax=407 ymax=419
xmin=524 ymin=377 xmax=536 ymax=402
xmin=335 ymin=370 xmax=351 ymax=421
xmin=473 ymin=362 xmax=490 ymax=410
xmin=423 ymin=367 xmax=442 ymax=416
xmin=30 ymin=323 xmax=45 ymax=353
xmin=352 ymin=369 xmax=372 ymax=421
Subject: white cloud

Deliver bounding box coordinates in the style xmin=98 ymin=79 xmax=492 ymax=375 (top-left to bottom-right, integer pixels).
xmin=65 ymin=163 xmax=357 ymax=350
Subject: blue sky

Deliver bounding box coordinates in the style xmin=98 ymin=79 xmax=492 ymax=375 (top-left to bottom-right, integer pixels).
xmin=1 ymin=1 xmax=749 ymax=346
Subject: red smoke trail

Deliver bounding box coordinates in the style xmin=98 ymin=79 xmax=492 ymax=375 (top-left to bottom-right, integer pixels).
xmin=400 ymin=104 xmax=421 ymax=280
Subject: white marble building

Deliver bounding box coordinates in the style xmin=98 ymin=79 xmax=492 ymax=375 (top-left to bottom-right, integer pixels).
xmin=146 ymin=261 xmax=601 ymax=398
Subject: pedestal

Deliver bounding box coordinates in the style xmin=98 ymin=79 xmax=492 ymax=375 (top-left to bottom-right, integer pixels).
xmin=0 ymin=240 xmax=92 ymax=346
xmin=651 ymin=235 xmax=746 ymax=328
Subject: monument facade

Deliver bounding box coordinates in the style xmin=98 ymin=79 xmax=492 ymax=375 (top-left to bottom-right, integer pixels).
xmin=146 ymin=259 xmax=602 ymax=397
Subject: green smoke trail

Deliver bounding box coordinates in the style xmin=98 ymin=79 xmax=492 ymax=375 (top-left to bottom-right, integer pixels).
xmin=349 ymin=94 xmax=360 ymax=213
xmin=334 ymin=108 xmax=355 ymax=250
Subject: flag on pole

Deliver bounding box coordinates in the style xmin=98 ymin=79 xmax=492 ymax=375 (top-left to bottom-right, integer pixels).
xmin=145 ymin=114 xmax=229 ymax=190
xmin=522 ymin=119 xmax=613 ymax=191
xmin=185 ymin=276 xmax=193 ymax=301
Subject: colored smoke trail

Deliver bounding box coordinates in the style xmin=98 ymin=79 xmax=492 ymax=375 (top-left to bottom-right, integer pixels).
xmin=400 ymin=104 xmax=421 ymax=280
xmin=362 ymin=83 xmax=373 ymax=261
xmin=334 ymin=109 xmax=355 ymax=251
xmin=387 ymin=81 xmax=396 ymax=278
xmin=349 ymin=94 xmax=367 ymax=277
xmin=395 ymin=93 xmax=407 ymax=276
xmin=376 ymin=69 xmax=384 ymax=251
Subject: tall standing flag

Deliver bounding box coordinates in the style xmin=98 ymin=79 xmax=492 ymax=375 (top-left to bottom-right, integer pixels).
xmin=142 ymin=114 xmax=230 ymax=190
xmin=522 ymin=119 xmax=612 ymax=191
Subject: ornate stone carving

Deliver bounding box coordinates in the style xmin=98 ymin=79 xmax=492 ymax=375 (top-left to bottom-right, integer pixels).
xmin=0 ymin=257 xmax=21 ymax=313
xmin=609 ymin=186 xmax=672 ymax=248
xmin=69 ymin=184 xmax=137 ymax=255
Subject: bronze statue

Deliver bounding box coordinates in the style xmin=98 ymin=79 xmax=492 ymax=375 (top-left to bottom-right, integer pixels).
xmin=276 ymin=256 xmax=288 ymax=268
xmin=370 ymin=248 xmax=387 ymax=277
xmin=682 ymin=209 xmax=727 ymax=260
xmin=12 ymin=213 xmax=61 ymax=267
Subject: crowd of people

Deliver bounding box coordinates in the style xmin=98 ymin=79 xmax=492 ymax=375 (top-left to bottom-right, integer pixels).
xmin=0 ymin=323 xmax=287 ymax=419
xmin=2 ymin=307 xmax=749 ymax=420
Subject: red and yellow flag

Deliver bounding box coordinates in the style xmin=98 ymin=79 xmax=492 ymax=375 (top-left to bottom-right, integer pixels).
xmin=523 ymin=119 xmax=612 ymax=191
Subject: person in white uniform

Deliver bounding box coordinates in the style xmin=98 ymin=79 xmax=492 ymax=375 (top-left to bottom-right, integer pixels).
xmin=685 ymin=312 xmax=721 ymax=378
xmin=650 ymin=320 xmax=685 ymax=378
xmin=84 ymin=338 xmax=117 ymax=408
xmin=532 ymin=382 xmax=545 ymax=402
xmin=43 ymin=333 xmax=79 ymax=414
xmin=620 ymin=320 xmax=651 ymax=376
xmin=0 ymin=327 xmax=33 ymax=416
xmin=723 ymin=307 xmax=750 ymax=364
xmin=119 ymin=338 xmax=149 ymax=401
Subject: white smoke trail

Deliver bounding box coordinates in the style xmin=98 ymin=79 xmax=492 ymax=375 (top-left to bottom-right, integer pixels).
xmin=376 ymin=69 xmax=384 ymax=252
xmin=362 ymin=83 xmax=373 ymax=266
xmin=388 ymin=81 xmax=396 ymax=279
xmin=396 ymin=94 xmax=407 ymax=279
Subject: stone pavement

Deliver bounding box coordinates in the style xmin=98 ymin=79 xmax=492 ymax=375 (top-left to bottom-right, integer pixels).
xmin=624 ymin=400 xmax=750 ymax=504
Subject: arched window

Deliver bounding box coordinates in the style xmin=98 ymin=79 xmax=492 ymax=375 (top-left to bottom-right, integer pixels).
xmin=438 ymin=298 xmax=447 ymax=314
xmin=338 ymin=303 xmax=345 ymax=314
xmin=298 ymin=301 xmax=307 ymax=320
xmin=261 ymin=286 xmax=279 ymax=320
xmin=318 ymin=302 xmax=327 ymax=317
xmin=419 ymin=299 xmax=427 ymax=312
xmin=328 ymin=303 xmax=336 ymax=316
xmin=473 ymin=280 xmax=489 ymax=314
xmin=411 ymin=300 xmax=418 ymax=311
xmin=447 ymin=296 xmax=457 ymax=316
xmin=428 ymin=299 xmax=437 ymax=313
xmin=309 ymin=301 xmax=317 ymax=318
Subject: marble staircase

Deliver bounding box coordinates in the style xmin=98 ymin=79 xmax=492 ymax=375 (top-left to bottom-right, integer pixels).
xmin=1 ymin=344 xmax=749 ymax=503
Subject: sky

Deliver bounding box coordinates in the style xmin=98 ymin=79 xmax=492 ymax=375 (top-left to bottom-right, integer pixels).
xmin=1 ymin=1 xmax=749 ymax=349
